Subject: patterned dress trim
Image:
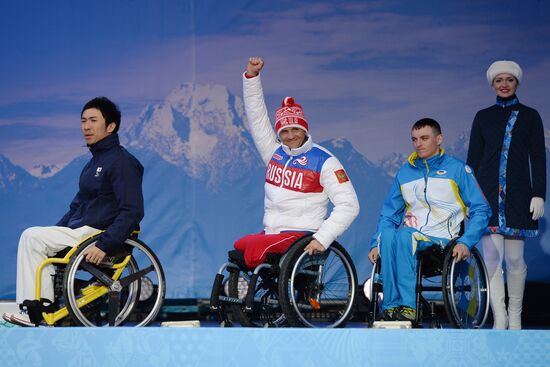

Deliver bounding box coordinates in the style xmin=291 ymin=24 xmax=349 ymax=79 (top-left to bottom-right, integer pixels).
xmin=489 ymin=97 xmax=538 ymax=238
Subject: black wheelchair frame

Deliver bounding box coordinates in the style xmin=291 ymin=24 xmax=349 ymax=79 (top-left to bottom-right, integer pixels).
xmin=210 ymin=235 xmax=359 ymax=328
xmin=369 ymin=238 xmax=490 ymax=328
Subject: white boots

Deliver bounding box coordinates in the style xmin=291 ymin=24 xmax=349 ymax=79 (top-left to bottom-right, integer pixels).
xmin=507 ymin=268 xmax=527 ymax=330
xmin=487 ymin=268 xmax=527 ymax=329
xmin=488 ymin=268 xmax=508 ymax=329
xmin=482 ymin=235 xmax=527 ymax=330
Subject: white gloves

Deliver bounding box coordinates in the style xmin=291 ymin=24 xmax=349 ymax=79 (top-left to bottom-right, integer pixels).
xmin=530 ymin=197 xmax=545 ymax=220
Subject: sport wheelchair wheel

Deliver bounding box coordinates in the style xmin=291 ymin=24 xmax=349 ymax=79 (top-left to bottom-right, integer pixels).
xmin=227 ymin=269 xmax=285 ymax=327
xmin=278 ymin=237 xmax=358 ymax=327
xmin=368 ymin=257 xmax=382 ymax=324
xmin=442 ymin=243 xmax=489 ymax=328
xmin=63 ymin=235 xmax=165 ymax=326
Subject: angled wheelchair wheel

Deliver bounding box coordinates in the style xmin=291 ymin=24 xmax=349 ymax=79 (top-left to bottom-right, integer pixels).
xmin=442 ymin=244 xmax=489 ymax=329
xmin=227 ymin=269 xmax=284 ymax=327
xmin=368 ymin=258 xmax=382 ymax=324
xmin=63 ymin=235 xmax=165 ymax=326
xmin=278 ymin=237 xmax=358 ymax=328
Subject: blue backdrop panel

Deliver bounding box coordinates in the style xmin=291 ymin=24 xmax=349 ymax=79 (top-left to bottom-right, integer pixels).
xmin=1 ymin=1 xmax=550 ymax=299
xmin=1 ymin=328 xmax=549 ymax=367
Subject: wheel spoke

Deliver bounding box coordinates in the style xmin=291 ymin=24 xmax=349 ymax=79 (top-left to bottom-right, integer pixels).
xmin=64 ymin=237 xmax=165 ymax=327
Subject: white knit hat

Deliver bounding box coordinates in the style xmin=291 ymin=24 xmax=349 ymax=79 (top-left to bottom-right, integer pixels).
xmin=486 ymin=60 xmax=523 ymax=85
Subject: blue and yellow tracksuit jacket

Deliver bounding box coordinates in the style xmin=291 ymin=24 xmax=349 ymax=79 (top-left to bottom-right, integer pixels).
xmin=370 ymin=149 xmax=491 ymax=249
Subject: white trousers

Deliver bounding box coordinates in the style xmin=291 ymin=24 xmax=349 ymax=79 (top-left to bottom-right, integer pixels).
xmin=481 ymin=234 xmax=527 ymax=329
xmin=16 ymin=225 xmax=100 ymax=304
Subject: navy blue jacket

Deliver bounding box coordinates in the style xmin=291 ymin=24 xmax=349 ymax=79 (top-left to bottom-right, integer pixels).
xmin=57 ymin=134 xmax=144 ymax=253
xmin=467 ymin=96 xmax=546 ymax=230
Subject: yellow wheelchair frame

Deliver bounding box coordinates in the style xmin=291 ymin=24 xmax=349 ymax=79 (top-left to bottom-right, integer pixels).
xmin=36 ymin=232 xmax=132 ymax=325
xmin=30 ymin=230 xmax=165 ymax=327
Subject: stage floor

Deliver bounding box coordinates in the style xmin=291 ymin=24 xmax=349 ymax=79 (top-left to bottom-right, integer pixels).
xmin=1 ymin=325 xmax=549 ymax=367
xmin=2 ymin=299 xmax=549 ymax=366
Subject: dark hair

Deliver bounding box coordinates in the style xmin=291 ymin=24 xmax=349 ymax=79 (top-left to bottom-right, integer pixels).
xmin=412 ymin=118 xmax=442 ymax=135
xmin=81 ymin=97 xmax=121 ymax=133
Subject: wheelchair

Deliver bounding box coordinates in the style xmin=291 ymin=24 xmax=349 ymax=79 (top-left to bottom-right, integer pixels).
xmin=24 ymin=231 xmax=166 ymax=327
xmin=210 ymin=235 xmax=358 ymax=328
xmin=367 ymin=238 xmax=490 ymax=328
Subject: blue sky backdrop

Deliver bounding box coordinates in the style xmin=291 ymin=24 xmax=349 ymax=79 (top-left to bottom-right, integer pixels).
xmin=1 ymin=0 xmax=549 ymax=169
xmin=1 ymin=0 xmax=550 ymax=297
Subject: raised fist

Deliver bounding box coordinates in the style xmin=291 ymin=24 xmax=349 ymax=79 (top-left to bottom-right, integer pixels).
xmin=246 ymin=57 xmax=264 ymax=77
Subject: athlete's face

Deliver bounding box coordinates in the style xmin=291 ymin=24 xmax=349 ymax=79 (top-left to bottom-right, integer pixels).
xmin=81 ymin=108 xmax=116 ymax=145
xmin=492 ymin=73 xmax=518 ymax=99
xmin=279 ymin=127 xmax=307 ymax=149
xmin=411 ymin=126 xmax=442 ymax=159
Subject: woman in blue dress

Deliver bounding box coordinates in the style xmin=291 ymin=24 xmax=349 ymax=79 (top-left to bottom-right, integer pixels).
xmin=467 ymin=60 xmax=546 ymax=329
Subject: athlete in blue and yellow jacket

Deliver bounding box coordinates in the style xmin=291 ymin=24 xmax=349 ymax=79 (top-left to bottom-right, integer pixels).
xmin=368 ymin=118 xmax=491 ymax=322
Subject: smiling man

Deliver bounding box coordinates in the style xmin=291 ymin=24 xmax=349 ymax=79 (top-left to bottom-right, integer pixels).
xmin=233 ymin=57 xmax=360 ymax=268
xmin=2 ymin=97 xmax=144 ymax=327
xmin=367 ymin=118 xmax=491 ymax=323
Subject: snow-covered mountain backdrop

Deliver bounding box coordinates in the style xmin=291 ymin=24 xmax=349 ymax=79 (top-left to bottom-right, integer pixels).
xmin=1 ymin=84 xmax=549 ymax=298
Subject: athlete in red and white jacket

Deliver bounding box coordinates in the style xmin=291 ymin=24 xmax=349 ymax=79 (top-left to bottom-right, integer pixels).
xmin=235 ymin=57 xmax=360 ymax=268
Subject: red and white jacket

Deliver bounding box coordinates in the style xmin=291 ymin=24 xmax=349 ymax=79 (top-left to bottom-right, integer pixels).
xmin=243 ymin=74 xmax=360 ymax=248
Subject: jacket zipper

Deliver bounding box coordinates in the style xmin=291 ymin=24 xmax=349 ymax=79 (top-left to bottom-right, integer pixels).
xmin=420 ymin=159 xmax=432 ymax=231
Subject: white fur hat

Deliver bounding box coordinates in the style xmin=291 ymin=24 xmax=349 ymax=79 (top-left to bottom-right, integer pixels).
xmin=486 ymin=60 xmax=523 ymax=85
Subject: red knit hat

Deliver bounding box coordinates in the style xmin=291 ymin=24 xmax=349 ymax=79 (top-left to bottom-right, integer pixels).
xmin=275 ymin=97 xmax=309 ymax=137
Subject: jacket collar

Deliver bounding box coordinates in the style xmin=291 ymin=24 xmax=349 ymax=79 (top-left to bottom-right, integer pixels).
xmin=496 ymin=95 xmax=519 ymax=108
xmin=407 ymin=148 xmax=445 ymax=170
xmin=281 ymin=134 xmax=313 ymax=156
xmin=89 ymin=134 xmax=120 ymax=156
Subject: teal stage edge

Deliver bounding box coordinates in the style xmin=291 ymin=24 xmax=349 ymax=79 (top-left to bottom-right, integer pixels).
xmin=1 ymin=328 xmax=549 ymax=366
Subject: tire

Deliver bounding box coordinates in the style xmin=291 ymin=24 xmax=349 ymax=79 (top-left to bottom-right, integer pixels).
xmin=228 ymin=269 xmax=284 ymax=327
xmin=442 ymin=244 xmax=489 ymax=329
xmin=63 ymin=235 xmax=165 ymax=327
xmin=430 ymin=319 xmax=442 ymax=329
xmin=278 ymin=237 xmax=358 ymax=328
xmin=369 ymin=259 xmax=382 ymax=324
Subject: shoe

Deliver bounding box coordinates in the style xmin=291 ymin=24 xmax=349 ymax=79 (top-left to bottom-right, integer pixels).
xmin=2 ymin=312 xmax=36 ymax=327
xmin=381 ymin=307 xmax=398 ymax=321
xmin=488 ymin=268 xmax=508 ymax=329
xmin=395 ymin=306 xmax=416 ymax=322
xmin=1 ymin=313 xmax=13 ymax=324
xmin=507 ymin=269 xmax=527 ymax=330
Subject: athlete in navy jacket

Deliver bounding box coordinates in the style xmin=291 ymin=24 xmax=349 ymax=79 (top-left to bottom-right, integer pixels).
xmin=57 ymin=133 xmax=144 ymax=254
xmin=3 ymin=97 xmax=144 ymax=327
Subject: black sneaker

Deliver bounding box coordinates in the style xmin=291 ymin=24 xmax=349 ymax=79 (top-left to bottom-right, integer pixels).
xmin=381 ymin=307 xmax=398 ymax=321
xmin=395 ymin=306 xmax=416 ymax=322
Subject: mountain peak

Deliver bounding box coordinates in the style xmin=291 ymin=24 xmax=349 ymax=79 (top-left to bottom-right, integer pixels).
xmin=325 ymin=137 xmax=352 ymax=150
xmin=320 ymin=137 xmax=377 ymax=169
xmin=124 ymin=83 xmax=260 ymax=186
xmin=29 ymin=163 xmax=64 ymax=178
xmin=0 ymin=154 xmax=38 ymax=191
xmin=377 ymin=152 xmax=407 ymax=178
xmin=166 ymin=83 xmax=237 ymax=112
xmin=445 ymin=131 xmax=469 ymax=161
